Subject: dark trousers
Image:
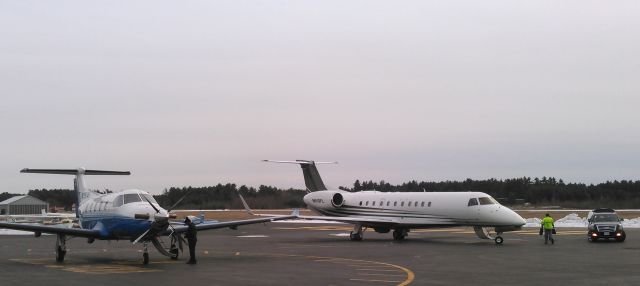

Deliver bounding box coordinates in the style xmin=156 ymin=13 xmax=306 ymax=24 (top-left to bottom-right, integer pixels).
xmin=188 ymin=239 xmax=197 ymax=262
xmin=544 ymin=229 xmax=554 ymax=244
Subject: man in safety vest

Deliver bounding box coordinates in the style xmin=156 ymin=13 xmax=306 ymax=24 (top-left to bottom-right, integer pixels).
xmin=541 ymin=213 xmax=555 ymax=244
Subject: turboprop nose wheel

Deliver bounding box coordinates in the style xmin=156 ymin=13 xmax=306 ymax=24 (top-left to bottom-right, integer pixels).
xmin=142 ymin=241 xmax=150 ymax=265
xmin=494 ymin=236 xmax=504 ymax=245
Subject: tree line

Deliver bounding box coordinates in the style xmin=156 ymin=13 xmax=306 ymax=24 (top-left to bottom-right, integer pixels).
xmin=3 ymin=177 xmax=640 ymax=210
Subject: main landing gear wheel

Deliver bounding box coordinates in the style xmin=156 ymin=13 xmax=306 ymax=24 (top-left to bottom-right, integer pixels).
xmin=55 ymin=234 xmax=67 ymax=262
xmin=350 ymin=231 xmax=363 ymax=241
xmin=494 ymin=236 xmax=504 ymax=245
xmin=170 ymin=247 xmax=179 ymax=260
xmin=55 ymin=246 xmax=66 ymax=262
xmin=350 ymin=224 xmax=364 ymax=241
xmin=393 ymin=229 xmax=407 ymax=241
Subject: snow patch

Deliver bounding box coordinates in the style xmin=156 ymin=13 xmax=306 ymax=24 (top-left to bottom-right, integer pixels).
xmin=329 ymin=233 xmax=351 ymax=237
xmin=524 ymin=213 xmax=640 ymax=228
xmin=0 ymin=229 xmax=44 ymax=235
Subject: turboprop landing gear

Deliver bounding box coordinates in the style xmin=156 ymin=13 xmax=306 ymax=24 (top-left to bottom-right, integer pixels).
xmin=350 ymin=224 xmax=364 ymax=241
xmin=55 ymin=234 xmax=67 ymax=262
xmin=169 ymin=234 xmax=180 ymax=260
xmin=142 ymin=241 xmax=150 ymax=265
xmin=494 ymin=236 xmax=504 ymax=245
xmin=393 ymin=228 xmax=408 ymax=241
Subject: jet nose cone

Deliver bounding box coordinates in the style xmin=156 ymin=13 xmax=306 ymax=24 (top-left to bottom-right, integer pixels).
xmin=511 ymin=210 xmax=526 ymax=226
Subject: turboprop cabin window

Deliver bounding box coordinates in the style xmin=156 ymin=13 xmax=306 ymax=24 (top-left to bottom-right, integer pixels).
xmin=359 ymin=201 xmax=362 ymax=206
xmin=421 ymin=202 xmax=425 ymax=207
xmin=468 ymin=198 xmax=478 ymax=206
xmin=478 ymin=197 xmax=498 ymax=205
xmin=113 ymin=195 xmax=124 ymax=207
xmin=124 ymin=194 xmax=142 ymax=204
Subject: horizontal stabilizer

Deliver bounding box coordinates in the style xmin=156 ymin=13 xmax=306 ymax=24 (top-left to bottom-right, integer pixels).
xmin=20 ymin=168 xmax=130 ymax=176
xmin=263 ymin=160 xmax=336 ymax=192
xmin=262 ymin=160 xmax=338 ymax=165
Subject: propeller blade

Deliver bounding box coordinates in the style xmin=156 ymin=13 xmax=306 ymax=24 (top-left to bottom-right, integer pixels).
xmin=167 ymin=190 xmax=194 ymax=212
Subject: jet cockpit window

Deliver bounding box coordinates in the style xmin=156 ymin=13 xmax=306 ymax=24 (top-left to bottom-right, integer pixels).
xmin=113 ymin=195 xmax=124 ymax=207
xmin=140 ymin=193 xmax=157 ymax=204
xmin=123 ymin=193 xmax=142 ymax=204
xmin=479 ymin=197 xmax=498 ymax=205
xmin=468 ymin=198 xmax=478 ymax=206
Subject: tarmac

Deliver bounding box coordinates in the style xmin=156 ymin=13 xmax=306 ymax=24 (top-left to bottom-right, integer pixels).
xmin=1 ymin=223 xmax=639 ymax=285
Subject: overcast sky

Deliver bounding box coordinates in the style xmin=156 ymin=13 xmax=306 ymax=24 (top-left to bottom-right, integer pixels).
xmin=1 ymin=1 xmax=639 ymax=194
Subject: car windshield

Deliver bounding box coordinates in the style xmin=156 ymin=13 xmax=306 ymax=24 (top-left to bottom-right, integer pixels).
xmin=592 ymin=214 xmax=619 ymax=222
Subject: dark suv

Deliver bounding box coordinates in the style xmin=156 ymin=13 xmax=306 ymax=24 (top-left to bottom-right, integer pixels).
xmin=587 ymin=208 xmax=626 ymax=242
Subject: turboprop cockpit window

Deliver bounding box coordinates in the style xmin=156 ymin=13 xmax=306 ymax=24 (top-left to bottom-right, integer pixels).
xmin=123 ymin=193 xmax=142 ymax=204
xmin=478 ymin=197 xmax=498 ymax=205
xmin=140 ymin=194 xmax=157 ymax=204
xmin=468 ymin=198 xmax=478 ymax=206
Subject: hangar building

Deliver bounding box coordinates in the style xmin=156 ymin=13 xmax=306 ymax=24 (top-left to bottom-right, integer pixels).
xmin=0 ymin=195 xmax=49 ymax=215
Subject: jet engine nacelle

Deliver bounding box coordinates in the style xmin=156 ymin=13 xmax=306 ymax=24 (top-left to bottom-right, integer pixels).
xmin=331 ymin=192 xmax=344 ymax=207
xmin=304 ymin=191 xmax=347 ymax=209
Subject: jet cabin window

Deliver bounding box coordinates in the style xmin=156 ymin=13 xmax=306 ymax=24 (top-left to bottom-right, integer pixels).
xmin=478 ymin=197 xmax=498 ymax=205
xmin=123 ymin=194 xmax=142 ymax=204
xmin=468 ymin=198 xmax=478 ymax=206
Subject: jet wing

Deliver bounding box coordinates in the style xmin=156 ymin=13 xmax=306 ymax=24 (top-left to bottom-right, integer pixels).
xmin=0 ymin=222 xmax=101 ymax=238
xmin=166 ymin=214 xmax=297 ymax=234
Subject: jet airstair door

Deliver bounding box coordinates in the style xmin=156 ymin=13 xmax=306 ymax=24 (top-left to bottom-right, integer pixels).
xmin=466 ymin=198 xmax=480 ymax=221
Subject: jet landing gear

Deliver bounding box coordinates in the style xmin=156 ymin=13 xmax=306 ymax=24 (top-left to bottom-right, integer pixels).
xmin=350 ymin=224 xmax=364 ymax=241
xmin=55 ymin=234 xmax=67 ymax=262
xmin=473 ymin=226 xmax=504 ymax=245
xmin=393 ymin=228 xmax=408 ymax=241
xmin=494 ymin=235 xmax=504 ymax=245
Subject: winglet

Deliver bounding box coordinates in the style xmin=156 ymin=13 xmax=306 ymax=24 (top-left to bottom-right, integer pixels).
xmin=237 ymin=192 xmax=255 ymax=216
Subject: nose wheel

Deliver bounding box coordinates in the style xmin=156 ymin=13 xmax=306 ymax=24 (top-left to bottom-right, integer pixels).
xmin=142 ymin=241 xmax=150 ymax=265
xmin=494 ymin=236 xmax=504 ymax=245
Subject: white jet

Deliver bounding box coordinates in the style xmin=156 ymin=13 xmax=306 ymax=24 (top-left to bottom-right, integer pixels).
xmin=265 ymin=160 xmax=526 ymax=244
xmin=0 ymin=168 xmax=295 ymax=264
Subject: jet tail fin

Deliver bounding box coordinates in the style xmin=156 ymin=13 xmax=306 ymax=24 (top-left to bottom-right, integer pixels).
xmin=263 ymin=160 xmax=336 ymax=192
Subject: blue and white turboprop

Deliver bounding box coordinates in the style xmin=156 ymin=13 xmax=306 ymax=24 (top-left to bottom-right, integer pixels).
xmin=0 ymin=168 xmax=295 ymax=264
xmin=265 ymin=160 xmax=526 ymax=245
